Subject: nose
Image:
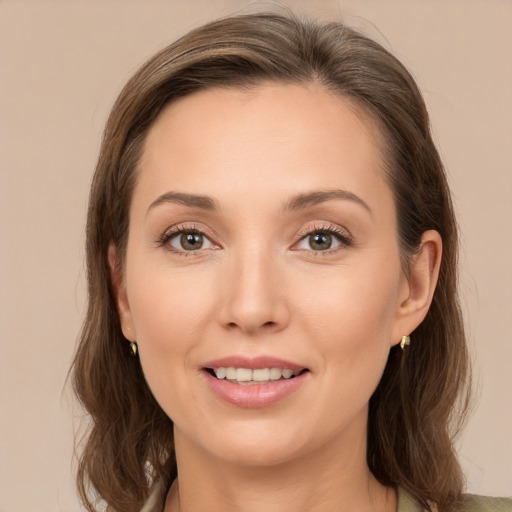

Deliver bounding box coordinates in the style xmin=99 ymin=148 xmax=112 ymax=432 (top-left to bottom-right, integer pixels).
xmin=218 ymin=245 xmax=290 ymax=335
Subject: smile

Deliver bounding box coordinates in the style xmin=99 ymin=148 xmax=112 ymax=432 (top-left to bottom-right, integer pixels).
xmin=208 ymin=367 xmax=306 ymax=384
xmin=202 ymin=357 xmax=310 ymax=407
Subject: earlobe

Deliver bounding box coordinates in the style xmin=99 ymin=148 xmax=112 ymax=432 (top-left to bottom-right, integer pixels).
xmin=108 ymin=243 xmax=136 ymax=342
xmin=392 ymin=230 xmax=442 ymax=345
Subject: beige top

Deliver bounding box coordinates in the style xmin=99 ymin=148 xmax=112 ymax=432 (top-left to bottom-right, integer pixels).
xmin=142 ymin=485 xmax=512 ymax=512
xmin=398 ymin=487 xmax=512 ymax=512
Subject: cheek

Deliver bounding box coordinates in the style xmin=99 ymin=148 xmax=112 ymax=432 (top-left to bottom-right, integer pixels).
xmin=297 ymin=261 xmax=400 ymax=340
xmin=126 ymin=258 xmax=217 ymax=347
xmin=124 ymin=260 xmax=218 ymax=407
xmin=293 ymin=258 xmax=402 ymax=390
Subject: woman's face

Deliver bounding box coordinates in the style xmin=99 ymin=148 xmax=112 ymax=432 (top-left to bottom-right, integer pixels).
xmin=115 ymin=83 xmax=418 ymax=467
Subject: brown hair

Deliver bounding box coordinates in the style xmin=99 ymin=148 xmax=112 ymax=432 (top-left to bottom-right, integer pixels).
xmin=72 ymin=12 xmax=471 ymax=512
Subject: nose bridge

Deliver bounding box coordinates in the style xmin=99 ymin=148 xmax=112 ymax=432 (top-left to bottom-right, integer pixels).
xmin=219 ymin=238 xmax=289 ymax=333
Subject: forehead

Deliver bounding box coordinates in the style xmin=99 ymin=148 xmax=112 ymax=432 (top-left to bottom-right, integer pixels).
xmin=143 ymin=82 xmax=384 ymax=161
xmin=135 ymin=82 xmax=391 ymax=217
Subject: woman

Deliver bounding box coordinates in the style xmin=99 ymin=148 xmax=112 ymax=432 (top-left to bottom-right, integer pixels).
xmin=71 ymin=12 xmax=510 ymax=512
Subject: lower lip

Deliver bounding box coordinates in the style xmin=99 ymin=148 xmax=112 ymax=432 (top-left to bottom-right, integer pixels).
xmin=202 ymin=370 xmax=309 ymax=408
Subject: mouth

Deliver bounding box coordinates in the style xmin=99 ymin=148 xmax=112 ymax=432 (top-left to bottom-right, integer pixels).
xmin=201 ymin=357 xmax=310 ymax=407
xmin=204 ymin=367 xmax=309 ymax=385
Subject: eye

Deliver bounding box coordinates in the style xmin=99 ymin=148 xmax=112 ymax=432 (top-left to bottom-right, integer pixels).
xmin=295 ymin=226 xmax=351 ymax=252
xmin=297 ymin=231 xmax=340 ymax=251
xmin=163 ymin=229 xmax=216 ymax=252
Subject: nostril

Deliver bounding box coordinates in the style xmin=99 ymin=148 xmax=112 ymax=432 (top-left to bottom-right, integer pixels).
xmin=225 ymin=320 xmax=277 ymax=331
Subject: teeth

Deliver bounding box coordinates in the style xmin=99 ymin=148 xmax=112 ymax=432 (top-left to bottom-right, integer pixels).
xmin=269 ymin=368 xmax=282 ymax=380
xmin=225 ymin=367 xmax=237 ymax=380
xmin=253 ymin=368 xmax=270 ymax=381
xmin=236 ymin=368 xmax=252 ymax=381
xmin=282 ymin=369 xmax=294 ymax=379
xmin=211 ymin=367 xmax=301 ymax=382
xmin=213 ymin=367 xmax=226 ymax=379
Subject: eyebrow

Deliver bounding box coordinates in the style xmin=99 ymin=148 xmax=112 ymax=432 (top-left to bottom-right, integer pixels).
xmin=285 ymin=189 xmax=372 ymax=215
xmin=147 ymin=192 xmax=218 ymax=215
xmin=147 ymin=188 xmax=372 ymax=216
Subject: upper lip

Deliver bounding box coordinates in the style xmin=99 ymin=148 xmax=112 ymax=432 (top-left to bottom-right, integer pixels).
xmin=203 ymin=356 xmax=308 ymax=372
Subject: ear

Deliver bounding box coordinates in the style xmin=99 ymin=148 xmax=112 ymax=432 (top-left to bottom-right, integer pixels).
xmin=108 ymin=243 xmax=136 ymax=342
xmin=391 ymin=230 xmax=442 ymax=345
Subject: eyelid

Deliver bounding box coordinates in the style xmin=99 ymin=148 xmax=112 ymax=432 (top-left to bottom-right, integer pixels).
xmin=296 ymin=222 xmax=351 ymax=240
xmin=292 ymin=222 xmax=353 ymax=252
xmin=158 ymin=222 xmax=221 ymax=252
xmin=157 ymin=221 xmax=352 ymax=254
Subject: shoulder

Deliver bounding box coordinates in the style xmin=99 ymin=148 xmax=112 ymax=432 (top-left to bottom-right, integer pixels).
xmin=398 ymin=488 xmax=512 ymax=512
xmin=461 ymin=494 xmax=512 ymax=512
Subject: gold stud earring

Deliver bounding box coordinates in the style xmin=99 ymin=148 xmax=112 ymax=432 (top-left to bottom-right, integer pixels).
xmin=400 ymin=335 xmax=410 ymax=350
xmin=130 ymin=342 xmax=138 ymax=356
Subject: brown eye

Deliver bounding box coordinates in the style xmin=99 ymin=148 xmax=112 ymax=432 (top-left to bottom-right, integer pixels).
xmin=295 ymin=228 xmax=350 ymax=252
xmin=180 ymin=233 xmax=203 ymax=250
xmin=308 ymin=232 xmax=333 ymax=251
xmin=167 ymin=231 xmax=214 ymax=252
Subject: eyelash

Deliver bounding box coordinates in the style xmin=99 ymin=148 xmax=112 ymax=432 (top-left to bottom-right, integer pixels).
xmin=295 ymin=223 xmax=353 ymax=254
xmin=158 ymin=223 xmax=217 ymax=256
xmin=158 ymin=222 xmax=352 ymax=256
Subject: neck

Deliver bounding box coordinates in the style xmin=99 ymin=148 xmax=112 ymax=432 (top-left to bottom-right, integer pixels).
xmin=165 ymin=423 xmax=396 ymax=512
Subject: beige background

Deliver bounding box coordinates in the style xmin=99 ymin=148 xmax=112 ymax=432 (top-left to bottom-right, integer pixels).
xmin=0 ymin=1 xmax=511 ymax=510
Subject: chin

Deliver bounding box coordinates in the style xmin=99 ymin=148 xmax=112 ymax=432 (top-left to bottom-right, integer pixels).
xmin=185 ymin=418 xmax=313 ymax=468
xmin=213 ymin=438 xmax=307 ymax=468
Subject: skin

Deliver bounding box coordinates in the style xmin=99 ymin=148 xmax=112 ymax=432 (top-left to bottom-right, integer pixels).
xmin=111 ymin=83 xmax=442 ymax=512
